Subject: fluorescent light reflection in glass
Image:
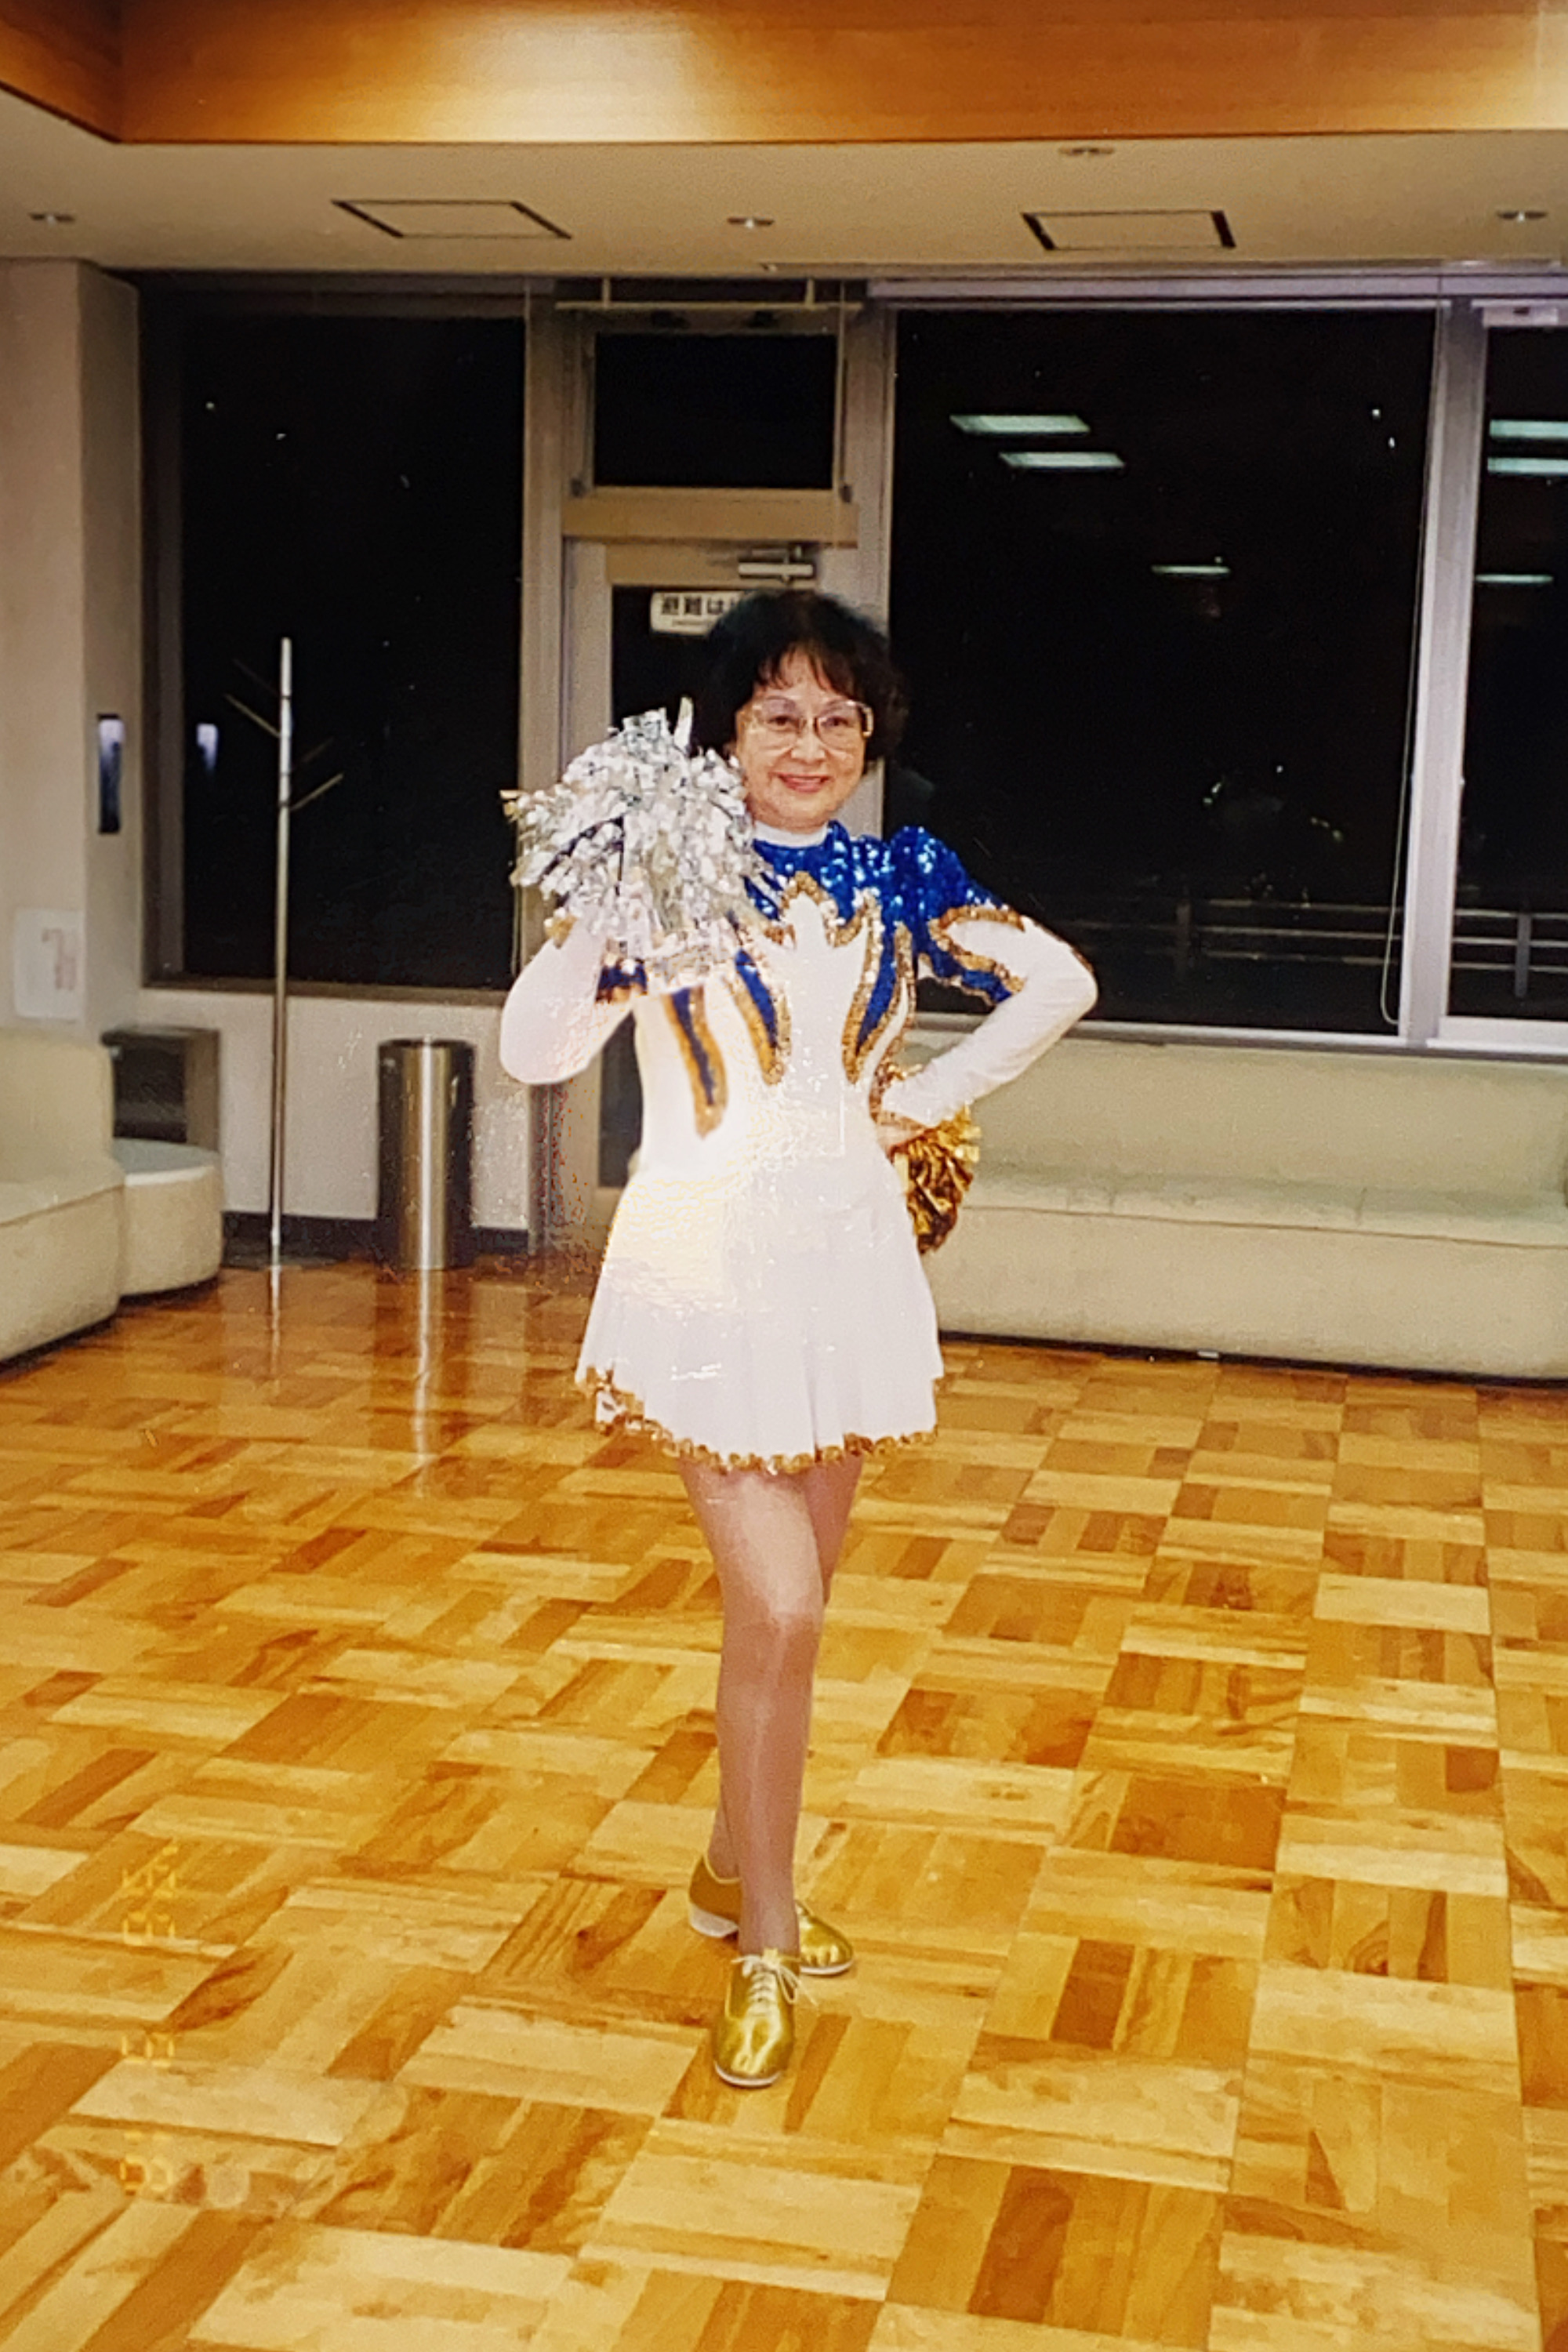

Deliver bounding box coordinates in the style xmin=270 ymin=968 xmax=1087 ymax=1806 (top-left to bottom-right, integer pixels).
xmin=1001 ymin=449 xmax=1124 ymax=471
xmin=1152 ymin=562 xmax=1230 ymax=578
xmin=1489 ymin=419 xmax=1568 ymax=442
xmin=951 ymin=413 xmax=1090 ymax=436
xmin=1475 ymin=572 xmax=1554 ymax=586
xmin=1486 ymin=456 xmax=1568 ymax=477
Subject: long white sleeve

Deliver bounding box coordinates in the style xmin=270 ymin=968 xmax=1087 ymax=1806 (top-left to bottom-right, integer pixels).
xmin=879 ymin=913 xmax=1096 ymax=1132
xmin=499 ymin=923 xmax=632 ymax=1084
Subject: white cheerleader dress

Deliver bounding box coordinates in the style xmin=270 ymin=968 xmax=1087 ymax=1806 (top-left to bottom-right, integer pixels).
xmin=499 ymin=822 xmax=1097 ymax=1472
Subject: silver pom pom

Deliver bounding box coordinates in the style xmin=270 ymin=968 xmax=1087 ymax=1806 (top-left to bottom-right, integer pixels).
xmin=503 ymin=705 xmax=761 ymax=992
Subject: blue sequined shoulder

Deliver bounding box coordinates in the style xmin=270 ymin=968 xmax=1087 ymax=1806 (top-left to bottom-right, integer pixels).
xmin=749 ymin=822 xmax=1014 ymax=1014
xmin=884 ymin=826 xmax=1000 ymax=927
xmin=746 ymin=822 xmax=866 ymax=925
xmin=750 ymin=824 xmax=996 ymax=926
xmin=885 ymin=829 xmax=1013 ymax=1004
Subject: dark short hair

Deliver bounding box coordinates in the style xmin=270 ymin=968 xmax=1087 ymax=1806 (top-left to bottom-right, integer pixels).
xmin=694 ymin=590 xmax=908 ymax=764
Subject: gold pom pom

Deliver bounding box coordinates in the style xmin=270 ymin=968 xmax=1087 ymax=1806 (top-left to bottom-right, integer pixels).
xmin=891 ymin=1109 xmax=981 ymax=1255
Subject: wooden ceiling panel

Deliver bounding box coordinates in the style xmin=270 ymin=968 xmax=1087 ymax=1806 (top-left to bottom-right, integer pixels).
xmin=116 ymin=0 xmax=1568 ymax=145
xmin=6 ymin=0 xmax=1568 ymax=147
xmin=0 ymin=0 xmax=119 ymax=136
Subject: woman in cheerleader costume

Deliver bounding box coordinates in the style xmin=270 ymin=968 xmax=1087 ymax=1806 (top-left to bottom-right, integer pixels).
xmin=500 ymin=592 xmax=1096 ymax=2088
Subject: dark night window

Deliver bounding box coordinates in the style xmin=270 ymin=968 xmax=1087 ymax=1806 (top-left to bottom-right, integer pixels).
xmin=890 ymin=309 xmax=1434 ymax=1033
xmin=593 ymin=332 xmax=837 ymax=488
xmin=165 ymin=310 xmax=523 ymax=989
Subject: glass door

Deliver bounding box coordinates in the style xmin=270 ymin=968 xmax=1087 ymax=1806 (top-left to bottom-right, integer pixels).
xmin=536 ymin=303 xmax=891 ymax=1247
xmin=1444 ymin=321 xmax=1568 ymax=1047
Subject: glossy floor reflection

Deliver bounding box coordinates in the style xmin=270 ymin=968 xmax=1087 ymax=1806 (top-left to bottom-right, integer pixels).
xmin=0 ymin=1261 xmax=1559 ymax=2350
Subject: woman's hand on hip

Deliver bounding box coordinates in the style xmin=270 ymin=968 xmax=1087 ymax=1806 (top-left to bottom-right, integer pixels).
xmin=876 ymin=1109 xmax=924 ymax=1159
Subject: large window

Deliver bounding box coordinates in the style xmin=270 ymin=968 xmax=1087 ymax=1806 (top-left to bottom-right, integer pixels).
xmin=1450 ymin=328 xmax=1568 ymax=1022
xmin=890 ymin=309 xmax=1434 ymax=1032
xmin=154 ymin=306 xmax=524 ymax=989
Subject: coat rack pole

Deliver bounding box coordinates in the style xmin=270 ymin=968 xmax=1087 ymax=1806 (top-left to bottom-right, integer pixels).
xmin=267 ymin=635 xmax=293 ymax=1269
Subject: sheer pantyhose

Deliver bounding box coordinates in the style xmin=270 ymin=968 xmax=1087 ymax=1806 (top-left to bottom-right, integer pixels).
xmin=680 ymin=1454 xmax=862 ymax=1954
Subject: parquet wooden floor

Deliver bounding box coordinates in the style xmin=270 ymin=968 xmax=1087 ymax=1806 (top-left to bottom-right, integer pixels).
xmin=0 ymin=1261 xmax=1563 ymax=2350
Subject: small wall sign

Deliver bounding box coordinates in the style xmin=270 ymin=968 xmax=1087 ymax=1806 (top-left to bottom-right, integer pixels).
xmin=649 ymin=590 xmax=746 ymax=638
xmin=13 ymin=909 xmax=85 ymax=1021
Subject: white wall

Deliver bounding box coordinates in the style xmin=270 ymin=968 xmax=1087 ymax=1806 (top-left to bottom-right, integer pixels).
xmin=0 ymin=260 xmax=141 ymax=1037
xmin=0 ymin=263 xmax=89 ymax=1011
xmin=138 ymin=986 xmax=531 ymax=1228
xmin=81 ymin=266 xmax=143 ymax=1042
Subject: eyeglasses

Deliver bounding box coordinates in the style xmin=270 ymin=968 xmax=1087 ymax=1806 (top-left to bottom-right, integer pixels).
xmin=739 ymin=696 xmax=873 ymax=756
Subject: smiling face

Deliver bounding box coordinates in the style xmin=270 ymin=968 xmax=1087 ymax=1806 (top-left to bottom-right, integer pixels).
xmin=732 ymin=648 xmax=869 ymax=835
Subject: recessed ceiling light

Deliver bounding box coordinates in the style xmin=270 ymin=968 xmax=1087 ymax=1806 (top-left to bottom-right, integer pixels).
xmin=952 ymin=413 xmax=1091 ymax=436
xmin=1497 ymin=208 xmax=1548 ymax=223
xmin=1486 ymin=456 xmax=1568 ymax=477
xmin=29 ymin=210 xmax=75 ymax=226
xmin=728 ymin=215 xmax=775 ymax=230
xmin=1002 ymin=450 xmax=1124 ymax=471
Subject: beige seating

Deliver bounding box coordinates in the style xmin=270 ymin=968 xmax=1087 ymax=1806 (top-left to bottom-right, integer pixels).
xmin=0 ymin=1029 xmax=124 ymax=1361
xmin=924 ymin=1034 xmax=1568 ymax=1378
xmin=113 ymin=1139 xmax=223 ymax=1295
xmin=0 ymin=1033 xmax=227 ymax=1363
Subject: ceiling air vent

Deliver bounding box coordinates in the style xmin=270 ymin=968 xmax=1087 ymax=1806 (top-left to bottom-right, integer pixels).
xmin=335 ymin=199 xmax=569 ymax=240
xmin=1024 ymin=209 xmax=1236 ymax=255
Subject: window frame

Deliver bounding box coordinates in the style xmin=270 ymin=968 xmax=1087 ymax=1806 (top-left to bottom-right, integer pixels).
xmin=880 ymin=269 xmax=1568 ymax=1059
xmin=1427 ymin=302 xmax=1568 ymax=1053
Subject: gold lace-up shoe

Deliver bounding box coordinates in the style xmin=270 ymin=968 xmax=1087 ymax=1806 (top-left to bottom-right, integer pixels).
xmin=688 ymin=1855 xmax=854 ymax=1976
xmin=712 ymin=1949 xmax=801 ymax=2088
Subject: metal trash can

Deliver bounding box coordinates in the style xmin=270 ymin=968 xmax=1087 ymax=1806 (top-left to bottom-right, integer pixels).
xmin=376 ymin=1039 xmax=475 ymax=1270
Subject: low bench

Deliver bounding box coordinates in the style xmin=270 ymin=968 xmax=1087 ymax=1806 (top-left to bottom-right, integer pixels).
xmin=922 ymin=1033 xmax=1568 ymax=1378
xmin=1 ymin=1031 xmax=227 ymax=1364
xmin=0 ymin=1030 xmax=123 ymax=1362
xmin=112 ymin=1140 xmax=223 ymax=1297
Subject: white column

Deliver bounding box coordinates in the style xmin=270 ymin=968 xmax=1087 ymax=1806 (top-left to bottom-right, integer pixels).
xmin=0 ymin=260 xmax=142 ymax=1037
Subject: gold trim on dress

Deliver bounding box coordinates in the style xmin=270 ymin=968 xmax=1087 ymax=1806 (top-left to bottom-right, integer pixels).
xmin=844 ymin=914 xmax=914 ymax=1087
xmin=724 ymin=960 xmax=792 ymax=1086
xmin=580 ymin=1365 xmax=936 ymax=1475
xmin=868 ymin=1052 xmax=902 ymax=1118
xmin=757 ymin=869 xmax=873 ymax=955
xmin=928 ymin=902 xmax=1030 ymax=997
xmin=757 ymin=870 xmax=902 ymax=1092
xmin=664 ymin=990 xmax=728 ymax=1136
